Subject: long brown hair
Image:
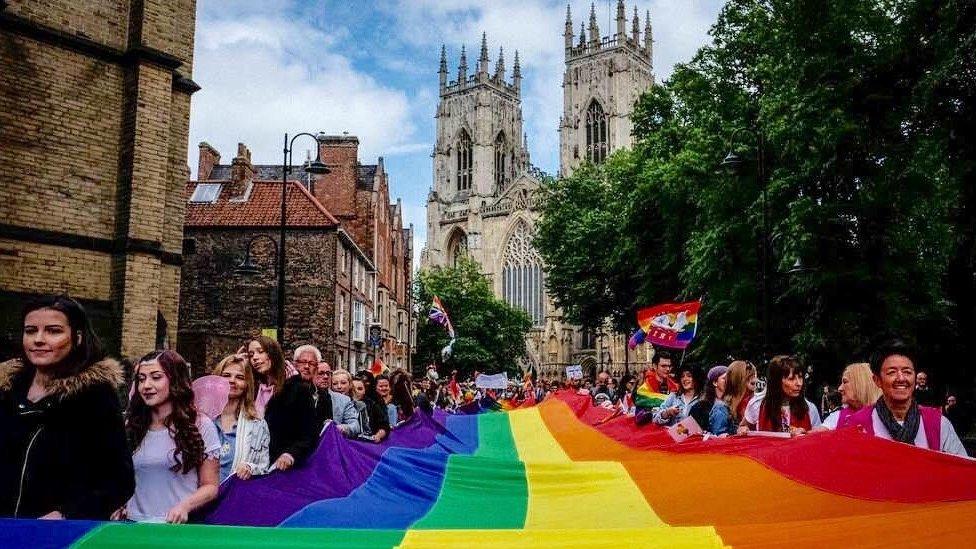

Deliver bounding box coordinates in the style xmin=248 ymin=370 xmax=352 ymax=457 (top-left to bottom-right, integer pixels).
xmin=126 ymin=350 xmax=206 ymax=474
xmin=212 ymin=354 xmax=259 ymax=420
xmin=725 ymin=360 xmax=757 ymax=422
xmin=249 ymin=335 xmax=286 ymax=395
xmin=763 ymin=355 xmax=809 ymax=428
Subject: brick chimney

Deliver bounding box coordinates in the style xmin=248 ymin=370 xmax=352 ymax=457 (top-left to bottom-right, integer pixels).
xmin=228 ymin=142 xmax=254 ymax=198
xmin=313 ymin=133 xmax=360 ymax=217
xmin=197 ymin=142 xmax=220 ymax=181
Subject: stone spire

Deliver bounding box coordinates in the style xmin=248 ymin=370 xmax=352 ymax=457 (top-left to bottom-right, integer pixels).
xmin=644 ymin=10 xmax=653 ymax=62
xmin=494 ymin=46 xmax=505 ymax=82
xmin=578 ymin=21 xmax=586 ymax=48
xmin=588 ymin=3 xmax=600 ymax=46
xmin=632 ymin=5 xmax=640 ymax=43
xmin=513 ymin=50 xmax=522 ymax=90
xmin=616 ymin=0 xmax=626 ymax=40
xmin=439 ymin=44 xmax=448 ymax=88
xmin=564 ymin=4 xmax=573 ymax=53
xmin=458 ymin=44 xmax=468 ymax=82
xmin=478 ymin=32 xmax=490 ymax=75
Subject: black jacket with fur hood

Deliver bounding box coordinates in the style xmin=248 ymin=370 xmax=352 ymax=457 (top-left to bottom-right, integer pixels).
xmin=0 ymin=357 xmax=134 ymax=519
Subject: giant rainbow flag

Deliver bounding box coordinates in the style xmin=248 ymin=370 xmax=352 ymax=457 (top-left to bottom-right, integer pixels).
xmin=6 ymin=391 xmax=976 ymax=548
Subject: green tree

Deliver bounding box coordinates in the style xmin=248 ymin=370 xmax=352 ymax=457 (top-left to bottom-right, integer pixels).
xmin=414 ymin=257 xmax=531 ymax=378
xmin=536 ymin=0 xmax=976 ymax=388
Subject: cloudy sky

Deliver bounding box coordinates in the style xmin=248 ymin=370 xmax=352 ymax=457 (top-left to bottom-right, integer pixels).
xmin=187 ymin=0 xmax=726 ymax=264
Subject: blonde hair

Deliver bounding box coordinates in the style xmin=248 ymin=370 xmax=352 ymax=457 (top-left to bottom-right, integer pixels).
xmin=332 ymin=368 xmax=353 ymax=394
xmin=725 ymin=360 xmax=757 ymax=422
xmin=841 ymin=362 xmax=881 ymax=410
xmin=212 ymin=354 xmax=260 ymax=420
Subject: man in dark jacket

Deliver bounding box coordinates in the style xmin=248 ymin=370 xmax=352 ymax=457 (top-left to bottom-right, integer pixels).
xmin=0 ymin=357 xmax=134 ymax=519
xmin=264 ymin=374 xmax=319 ymax=471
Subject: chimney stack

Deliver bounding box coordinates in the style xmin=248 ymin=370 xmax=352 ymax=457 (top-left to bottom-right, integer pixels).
xmin=197 ymin=142 xmax=220 ymax=181
xmin=228 ymin=142 xmax=253 ymax=197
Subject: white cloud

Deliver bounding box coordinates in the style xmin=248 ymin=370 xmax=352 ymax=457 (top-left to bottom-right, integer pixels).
xmin=187 ymin=7 xmax=417 ymax=175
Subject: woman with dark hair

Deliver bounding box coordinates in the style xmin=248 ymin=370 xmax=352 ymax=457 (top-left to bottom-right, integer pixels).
xmin=617 ymin=374 xmax=637 ymax=415
xmin=124 ymin=350 xmax=220 ymax=523
xmin=742 ymin=355 xmax=821 ymax=435
xmin=0 ymin=295 xmax=134 ymax=519
xmin=352 ymin=374 xmax=390 ymax=442
xmin=390 ymin=370 xmax=416 ymax=422
xmin=689 ymin=366 xmax=734 ymax=435
xmin=247 ymin=335 xmax=287 ymax=415
xmin=247 ymin=336 xmax=317 ymax=471
xmin=375 ymin=374 xmax=398 ymax=427
xmin=652 ymin=366 xmax=701 ymax=427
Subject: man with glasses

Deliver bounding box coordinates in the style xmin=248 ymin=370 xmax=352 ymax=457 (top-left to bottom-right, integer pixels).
xmin=297 ymin=349 xmax=360 ymax=438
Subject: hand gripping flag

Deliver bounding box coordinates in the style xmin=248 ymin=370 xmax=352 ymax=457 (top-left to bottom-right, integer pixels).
xmin=636 ymin=300 xmax=701 ymax=350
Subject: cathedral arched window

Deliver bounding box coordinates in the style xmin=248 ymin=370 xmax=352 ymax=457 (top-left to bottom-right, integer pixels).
xmin=456 ymin=130 xmax=473 ymax=192
xmin=585 ymin=100 xmax=608 ymax=164
xmin=502 ymin=220 xmax=544 ymax=326
xmin=447 ymin=230 xmax=468 ymax=267
xmin=494 ymin=132 xmax=507 ymax=190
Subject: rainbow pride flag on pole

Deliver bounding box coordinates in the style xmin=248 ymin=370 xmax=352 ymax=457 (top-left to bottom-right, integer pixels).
xmin=637 ymin=300 xmax=701 ymax=350
xmin=8 ymin=392 xmax=976 ymax=548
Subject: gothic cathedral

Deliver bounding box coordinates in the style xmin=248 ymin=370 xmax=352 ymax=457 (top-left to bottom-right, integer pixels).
xmin=422 ymin=2 xmax=654 ymax=376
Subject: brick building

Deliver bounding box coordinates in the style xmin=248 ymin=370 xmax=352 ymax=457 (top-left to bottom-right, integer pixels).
xmin=0 ymin=0 xmax=199 ymax=358
xmin=179 ymin=143 xmax=376 ymax=375
xmin=187 ymin=135 xmax=414 ymax=373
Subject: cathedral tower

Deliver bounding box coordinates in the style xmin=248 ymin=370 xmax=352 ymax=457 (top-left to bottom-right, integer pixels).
xmin=432 ymin=34 xmax=528 ymax=203
xmin=559 ymin=1 xmax=654 ymax=176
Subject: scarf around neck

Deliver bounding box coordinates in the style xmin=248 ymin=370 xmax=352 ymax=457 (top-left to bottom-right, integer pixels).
xmin=875 ymin=397 xmax=921 ymax=445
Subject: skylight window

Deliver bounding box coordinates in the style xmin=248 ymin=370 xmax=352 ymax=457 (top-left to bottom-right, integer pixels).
xmin=189 ymin=183 xmax=222 ymax=203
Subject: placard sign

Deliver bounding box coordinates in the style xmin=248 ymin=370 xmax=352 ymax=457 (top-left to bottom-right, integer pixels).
xmin=565 ymin=365 xmax=583 ymax=379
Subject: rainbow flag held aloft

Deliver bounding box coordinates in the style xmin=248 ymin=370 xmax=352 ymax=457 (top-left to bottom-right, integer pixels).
xmin=637 ymin=301 xmax=701 ymax=350
xmin=10 ymin=392 xmax=976 ymax=548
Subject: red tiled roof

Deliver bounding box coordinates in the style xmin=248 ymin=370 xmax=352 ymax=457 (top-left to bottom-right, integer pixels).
xmin=184 ymin=180 xmax=339 ymax=228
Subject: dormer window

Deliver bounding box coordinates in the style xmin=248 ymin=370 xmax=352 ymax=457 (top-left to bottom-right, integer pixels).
xmin=189 ymin=183 xmax=222 ymax=203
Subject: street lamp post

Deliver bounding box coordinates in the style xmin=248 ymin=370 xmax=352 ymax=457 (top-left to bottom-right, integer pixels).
xmin=235 ymin=132 xmax=329 ymax=348
xmin=722 ymin=127 xmax=770 ymax=356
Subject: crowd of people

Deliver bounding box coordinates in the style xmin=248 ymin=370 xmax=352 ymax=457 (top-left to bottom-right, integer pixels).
xmin=0 ymin=295 xmax=970 ymax=526
xmin=572 ymin=348 xmax=969 ymax=456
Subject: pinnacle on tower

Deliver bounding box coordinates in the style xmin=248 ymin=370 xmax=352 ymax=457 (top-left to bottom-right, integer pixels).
xmin=564 ymin=4 xmax=574 ymax=52
xmin=588 ymin=3 xmax=600 ymax=46
xmin=578 ymin=21 xmax=586 ymax=48
xmin=632 ymin=5 xmax=640 ymax=42
xmin=458 ymin=44 xmax=468 ymax=82
xmin=644 ymin=10 xmax=653 ymax=62
xmin=494 ymin=46 xmax=505 ymax=81
xmin=616 ymin=0 xmax=626 ymax=39
xmin=439 ymin=44 xmax=448 ymax=88
xmin=513 ymin=49 xmax=522 ymax=90
xmin=478 ymin=32 xmax=490 ymax=75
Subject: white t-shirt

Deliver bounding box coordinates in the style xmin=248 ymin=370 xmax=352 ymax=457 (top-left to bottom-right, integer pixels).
xmin=127 ymin=419 xmax=221 ymax=522
xmin=869 ymin=409 xmax=968 ymax=457
xmin=744 ymin=394 xmax=822 ymax=430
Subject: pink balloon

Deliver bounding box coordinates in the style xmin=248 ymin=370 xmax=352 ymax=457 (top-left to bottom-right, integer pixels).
xmin=192 ymin=375 xmax=230 ymax=420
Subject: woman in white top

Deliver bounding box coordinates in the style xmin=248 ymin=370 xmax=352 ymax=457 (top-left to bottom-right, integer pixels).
xmin=120 ymin=350 xmax=220 ymax=523
xmin=212 ymin=354 xmax=270 ymax=482
xmin=815 ymin=363 xmax=880 ymax=430
xmin=740 ymin=355 xmax=822 ymax=435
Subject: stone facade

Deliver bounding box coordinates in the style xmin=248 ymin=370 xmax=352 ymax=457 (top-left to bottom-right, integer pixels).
xmin=185 ymin=138 xmax=414 ymax=374
xmin=178 ymin=143 xmax=378 ymax=375
xmin=0 ymin=0 xmax=199 ymax=359
xmin=422 ymin=2 xmax=654 ymax=378
xmin=560 ymin=2 xmax=654 ymax=177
